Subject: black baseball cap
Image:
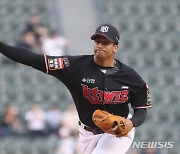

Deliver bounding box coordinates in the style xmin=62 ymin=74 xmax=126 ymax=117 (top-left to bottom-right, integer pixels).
xmin=91 ymin=24 xmax=120 ymax=45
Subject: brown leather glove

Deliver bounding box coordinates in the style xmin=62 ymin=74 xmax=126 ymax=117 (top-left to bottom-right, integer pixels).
xmin=92 ymin=109 xmax=133 ymax=137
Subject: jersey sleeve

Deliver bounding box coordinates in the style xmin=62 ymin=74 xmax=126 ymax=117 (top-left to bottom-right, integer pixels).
xmin=44 ymin=55 xmax=79 ymax=81
xmin=130 ymin=84 xmax=152 ymax=109
xmin=0 ymin=42 xmax=46 ymax=73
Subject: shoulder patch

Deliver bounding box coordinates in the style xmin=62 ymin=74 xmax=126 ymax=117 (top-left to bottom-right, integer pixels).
xmin=63 ymin=57 xmax=70 ymax=67
xmin=48 ymin=58 xmax=64 ymax=70
xmin=146 ymin=84 xmax=151 ymax=105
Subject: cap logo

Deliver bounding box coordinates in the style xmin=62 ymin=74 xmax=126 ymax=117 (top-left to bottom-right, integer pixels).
xmin=100 ymin=26 xmax=109 ymax=33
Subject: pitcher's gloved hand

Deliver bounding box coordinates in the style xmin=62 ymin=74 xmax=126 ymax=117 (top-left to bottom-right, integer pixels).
xmin=92 ymin=109 xmax=133 ymax=137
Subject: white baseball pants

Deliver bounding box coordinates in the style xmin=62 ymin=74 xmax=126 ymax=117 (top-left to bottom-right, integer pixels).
xmin=78 ymin=114 xmax=135 ymax=154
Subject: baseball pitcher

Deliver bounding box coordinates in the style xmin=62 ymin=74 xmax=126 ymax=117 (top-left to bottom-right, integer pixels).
xmin=0 ymin=24 xmax=151 ymax=154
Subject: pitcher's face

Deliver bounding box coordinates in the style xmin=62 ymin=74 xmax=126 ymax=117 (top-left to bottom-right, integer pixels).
xmin=93 ymin=36 xmax=118 ymax=59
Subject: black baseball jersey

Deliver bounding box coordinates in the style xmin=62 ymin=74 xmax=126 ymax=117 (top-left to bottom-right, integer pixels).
xmin=44 ymin=55 xmax=151 ymax=128
xmin=0 ymin=42 xmax=151 ymax=128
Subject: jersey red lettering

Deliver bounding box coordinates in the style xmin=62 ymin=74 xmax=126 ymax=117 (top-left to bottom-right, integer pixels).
xmin=58 ymin=58 xmax=64 ymax=68
xmin=82 ymin=85 xmax=92 ymax=99
xmin=120 ymin=90 xmax=129 ymax=102
xmin=114 ymin=91 xmax=121 ymax=102
xmin=82 ymin=84 xmax=103 ymax=104
xmin=104 ymin=91 xmax=116 ymax=102
xmin=91 ymin=88 xmax=103 ymax=101
xmin=88 ymin=99 xmax=103 ymax=104
xmin=82 ymin=84 xmax=129 ymax=104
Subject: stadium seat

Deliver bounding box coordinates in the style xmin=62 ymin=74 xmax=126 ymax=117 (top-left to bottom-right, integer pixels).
xmin=160 ymin=53 xmax=172 ymax=67
xmin=0 ymin=137 xmax=58 ymax=154
xmin=127 ymin=53 xmax=139 ymax=67
xmin=163 ymin=70 xmax=175 ymax=85
xmin=143 ymin=53 xmax=155 ymax=67
xmin=175 ymin=71 xmax=180 ymax=86
xmin=174 ymin=105 xmax=180 ymax=122
xmin=170 ymin=33 xmax=180 ymax=51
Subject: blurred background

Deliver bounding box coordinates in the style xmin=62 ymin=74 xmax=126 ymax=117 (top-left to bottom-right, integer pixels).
xmin=0 ymin=0 xmax=179 ymax=154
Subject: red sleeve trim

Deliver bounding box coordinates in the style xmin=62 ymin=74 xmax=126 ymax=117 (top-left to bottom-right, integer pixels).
xmin=44 ymin=54 xmax=48 ymax=74
xmin=133 ymin=105 xmax=152 ymax=109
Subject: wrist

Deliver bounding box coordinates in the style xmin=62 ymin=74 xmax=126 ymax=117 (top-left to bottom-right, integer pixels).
xmin=126 ymin=119 xmax=133 ymax=133
xmin=130 ymin=118 xmax=135 ymax=127
xmin=127 ymin=119 xmax=133 ymax=127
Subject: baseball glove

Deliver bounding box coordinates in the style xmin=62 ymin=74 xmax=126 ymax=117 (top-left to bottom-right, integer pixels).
xmin=92 ymin=109 xmax=129 ymax=137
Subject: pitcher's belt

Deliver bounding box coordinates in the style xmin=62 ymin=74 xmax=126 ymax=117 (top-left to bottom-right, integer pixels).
xmin=78 ymin=121 xmax=104 ymax=135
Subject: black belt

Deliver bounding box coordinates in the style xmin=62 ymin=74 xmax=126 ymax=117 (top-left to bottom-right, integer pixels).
xmin=78 ymin=121 xmax=104 ymax=135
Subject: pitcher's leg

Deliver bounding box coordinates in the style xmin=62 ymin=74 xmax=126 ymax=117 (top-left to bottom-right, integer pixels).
xmin=92 ymin=128 xmax=135 ymax=154
xmin=78 ymin=126 xmax=103 ymax=154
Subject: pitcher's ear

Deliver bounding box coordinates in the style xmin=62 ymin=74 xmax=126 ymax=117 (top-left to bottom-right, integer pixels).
xmin=114 ymin=45 xmax=119 ymax=53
